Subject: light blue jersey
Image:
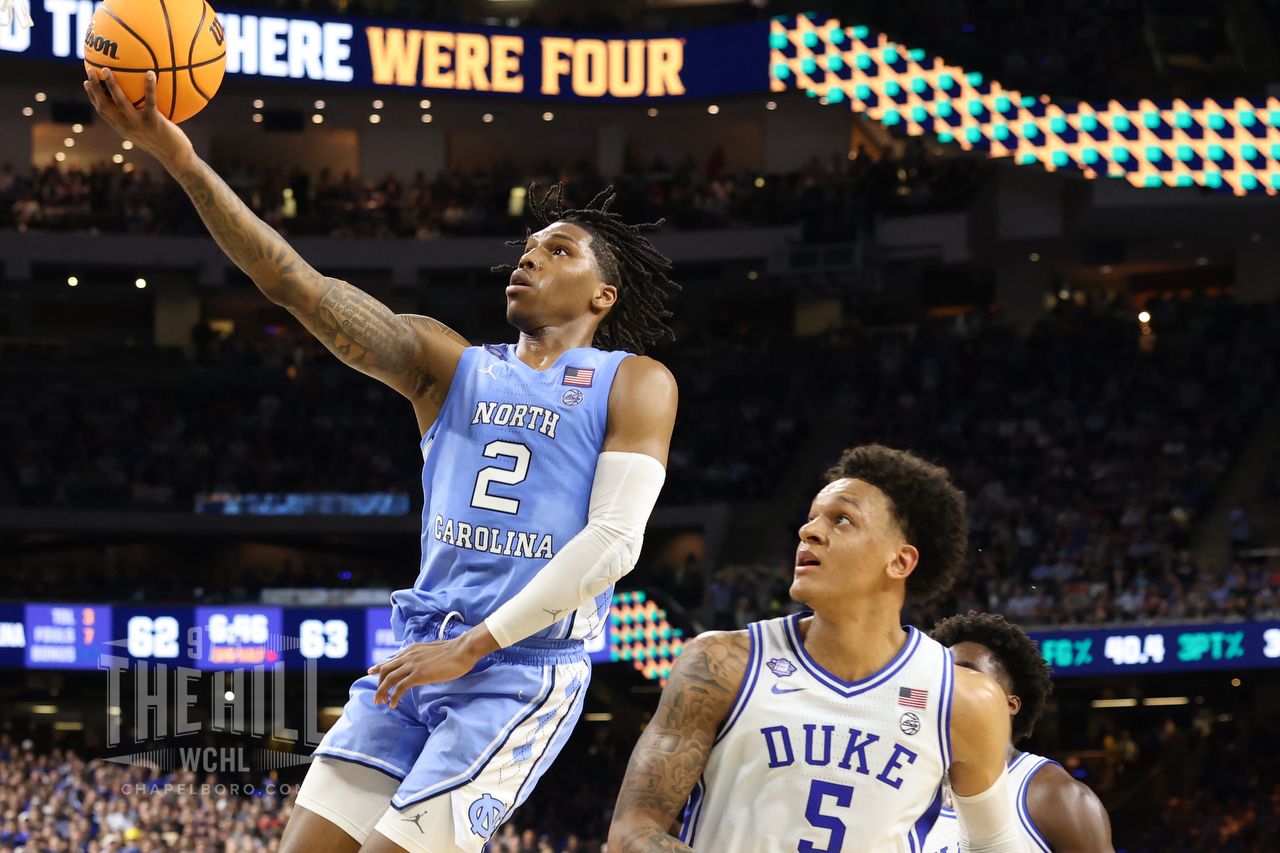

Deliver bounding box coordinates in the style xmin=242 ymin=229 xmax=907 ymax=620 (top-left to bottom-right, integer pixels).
xmin=313 ymin=343 xmax=633 ymax=851
xmin=392 ymin=343 xmax=633 ymax=642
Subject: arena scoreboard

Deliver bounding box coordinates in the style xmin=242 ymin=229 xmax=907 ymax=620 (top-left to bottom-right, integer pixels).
xmin=1027 ymin=620 xmax=1280 ymax=677
xmin=0 ymin=601 xmax=620 ymax=671
xmin=8 ymin=601 xmax=1268 ymax=679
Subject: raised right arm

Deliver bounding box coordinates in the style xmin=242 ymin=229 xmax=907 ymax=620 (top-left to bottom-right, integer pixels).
xmin=84 ymin=68 xmax=467 ymax=425
xmin=608 ymin=631 xmax=749 ymax=853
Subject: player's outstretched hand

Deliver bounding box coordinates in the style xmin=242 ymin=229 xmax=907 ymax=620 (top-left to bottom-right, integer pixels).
xmin=83 ymin=67 xmax=193 ymax=168
xmin=368 ymin=626 xmax=501 ymax=708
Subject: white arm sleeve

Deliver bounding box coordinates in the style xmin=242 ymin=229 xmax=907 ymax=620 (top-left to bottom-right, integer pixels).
xmin=483 ymin=451 xmax=667 ymax=648
xmin=0 ymin=0 xmax=33 ymax=28
xmin=954 ymin=771 xmax=1023 ymax=853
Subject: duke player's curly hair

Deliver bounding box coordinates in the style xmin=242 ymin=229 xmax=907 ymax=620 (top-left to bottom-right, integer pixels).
xmin=930 ymin=612 xmax=1055 ymax=741
xmin=825 ymin=444 xmax=968 ymax=603
xmin=492 ymin=183 xmax=680 ymax=354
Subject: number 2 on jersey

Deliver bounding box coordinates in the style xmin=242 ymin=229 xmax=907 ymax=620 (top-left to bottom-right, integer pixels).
xmin=799 ymin=779 xmax=854 ymax=853
xmin=471 ymin=440 xmax=531 ymax=514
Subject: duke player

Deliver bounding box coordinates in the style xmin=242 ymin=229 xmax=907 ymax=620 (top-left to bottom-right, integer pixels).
xmin=84 ymin=70 xmax=678 ymax=853
xmin=925 ymin=613 xmax=1114 ymax=853
xmin=610 ymin=445 xmax=1025 ymax=853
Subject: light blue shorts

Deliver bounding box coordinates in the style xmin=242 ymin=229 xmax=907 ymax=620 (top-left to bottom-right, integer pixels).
xmin=313 ymin=612 xmax=589 ymax=844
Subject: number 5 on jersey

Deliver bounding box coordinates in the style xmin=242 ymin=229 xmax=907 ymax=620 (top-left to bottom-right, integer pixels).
xmin=471 ymin=440 xmax=531 ymax=514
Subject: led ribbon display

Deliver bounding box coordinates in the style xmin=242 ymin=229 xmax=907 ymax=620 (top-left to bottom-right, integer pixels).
xmin=771 ymin=13 xmax=1280 ymax=195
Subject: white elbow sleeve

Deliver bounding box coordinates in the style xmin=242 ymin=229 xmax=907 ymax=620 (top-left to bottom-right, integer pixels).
xmin=484 ymin=451 xmax=666 ymax=648
xmin=954 ymin=772 xmax=1022 ymax=853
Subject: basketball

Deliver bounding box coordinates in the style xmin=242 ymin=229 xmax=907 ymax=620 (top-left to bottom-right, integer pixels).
xmin=82 ymin=0 xmax=226 ymax=123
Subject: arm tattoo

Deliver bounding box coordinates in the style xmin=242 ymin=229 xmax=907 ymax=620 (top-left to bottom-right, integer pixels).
xmin=176 ymin=162 xmax=288 ymax=280
xmin=611 ymin=633 xmax=749 ymax=853
xmin=314 ymin=280 xmax=414 ymax=374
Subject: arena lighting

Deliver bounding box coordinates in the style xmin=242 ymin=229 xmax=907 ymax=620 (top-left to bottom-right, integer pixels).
xmin=373 ymin=99 xmax=384 ymax=109
xmin=31 ymin=705 xmax=57 ymax=714
xmin=1138 ymin=311 xmax=1151 ymax=323
xmin=71 ymin=123 xmax=83 ymax=133
xmin=312 ymin=114 xmax=323 ymax=124
xmin=583 ymin=713 xmax=613 ymax=722
xmin=421 ymin=114 xmax=432 ymax=123
xmin=112 ymin=154 xmax=123 ymax=163
xmin=253 ymin=99 xmax=263 ymax=108
xmin=314 ymin=99 xmax=325 ymax=109
xmin=707 ymin=104 xmax=720 ymax=114
xmin=542 ymin=111 xmax=554 ymax=121
xmin=747 ymin=270 xmax=759 ymax=280
xmin=135 ymin=278 xmax=146 ymax=289
xmin=34 ymin=92 xmax=46 ymax=101
xmin=63 ymin=137 xmax=73 ymax=147
xmin=420 ymin=99 xmax=431 ymax=109
xmin=1196 ymin=256 xmax=1209 ymax=265
xmin=771 ymin=14 xmax=1280 ymax=195
xmin=483 ymin=113 xmax=494 ymax=122
xmin=766 ymin=100 xmax=777 ymax=110
xmin=1058 ymin=288 xmax=1070 ymax=300
xmin=1029 ymin=252 xmax=1040 ymax=261
xmin=754 ymin=176 xmax=765 ymax=187
xmin=253 ymin=113 xmax=263 ymax=122
xmin=1101 ymin=264 xmax=1113 ymax=273
xmin=1090 ymin=698 xmax=1138 ymax=708
xmin=121 ymin=140 xmax=133 ymax=150
xmin=123 ymin=163 xmax=134 ymax=172
xmin=1232 ymin=677 xmax=1242 ymax=686
xmin=66 ymin=276 xmax=78 ymax=287
xmin=54 ymin=152 xmax=65 ymax=162
xmin=1143 ymin=696 xmax=1190 ymax=706
xmin=53 ymin=722 xmax=83 ymax=731
xmin=648 ymin=107 xmax=658 ymax=117
xmin=22 ymin=107 xmax=33 ymax=116
xmin=224 ymin=691 xmax=235 ymax=701
xmin=107 ymin=706 xmax=121 ymax=716
xmin=369 ymin=114 xmax=381 ymax=123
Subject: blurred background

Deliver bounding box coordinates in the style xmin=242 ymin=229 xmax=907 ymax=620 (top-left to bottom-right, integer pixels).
xmin=4 ymin=1 xmax=1280 ymax=852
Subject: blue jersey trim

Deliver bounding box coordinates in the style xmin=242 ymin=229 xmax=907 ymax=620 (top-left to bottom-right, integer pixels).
xmin=938 ymin=648 xmax=955 ymax=770
xmin=713 ymin=622 xmax=761 ymax=745
xmin=909 ymin=784 xmax=944 ymax=853
xmin=512 ymin=665 xmax=588 ymax=809
xmin=678 ymin=777 xmax=706 ymax=845
xmin=392 ymin=664 xmax=555 ymax=808
xmin=1017 ymin=756 xmax=1056 ymax=853
xmin=310 ymin=747 xmax=408 ymax=780
xmin=782 ymin=613 xmax=921 ymax=698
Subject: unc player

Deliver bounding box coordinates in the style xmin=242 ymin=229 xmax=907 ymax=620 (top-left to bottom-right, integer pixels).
xmin=610 ymin=445 xmax=1025 ymax=853
xmin=925 ymin=613 xmax=1115 ymax=853
xmin=85 ymin=71 xmax=678 ymax=853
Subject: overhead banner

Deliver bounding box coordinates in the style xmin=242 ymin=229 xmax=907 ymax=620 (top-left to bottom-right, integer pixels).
xmin=2 ymin=2 xmax=769 ymax=100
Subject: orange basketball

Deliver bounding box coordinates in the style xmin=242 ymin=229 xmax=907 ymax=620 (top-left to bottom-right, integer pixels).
xmin=84 ymin=0 xmax=227 ymax=123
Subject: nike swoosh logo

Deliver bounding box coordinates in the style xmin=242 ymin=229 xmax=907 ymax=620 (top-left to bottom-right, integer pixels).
xmin=771 ymin=684 xmax=803 ymax=694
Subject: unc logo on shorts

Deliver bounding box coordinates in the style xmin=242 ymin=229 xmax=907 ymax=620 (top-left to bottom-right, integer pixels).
xmin=468 ymin=793 xmax=506 ymax=838
xmin=562 ymin=388 xmax=584 ymax=407
xmin=899 ymin=712 xmax=921 ymax=736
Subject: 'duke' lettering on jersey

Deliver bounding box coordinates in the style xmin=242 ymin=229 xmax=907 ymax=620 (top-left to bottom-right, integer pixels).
xmin=682 ymin=614 xmax=958 ymax=853
xmin=393 ymin=344 xmax=634 ymax=643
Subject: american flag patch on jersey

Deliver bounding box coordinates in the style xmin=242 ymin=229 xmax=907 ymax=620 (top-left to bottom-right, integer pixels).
xmin=563 ymin=367 xmax=595 ymax=387
xmin=898 ymin=687 xmax=929 ymax=708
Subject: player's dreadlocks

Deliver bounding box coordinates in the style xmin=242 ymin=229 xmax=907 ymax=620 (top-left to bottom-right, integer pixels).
xmin=930 ymin=611 xmax=1055 ymax=741
xmin=492 ymin=184 xmax=680 ymax=354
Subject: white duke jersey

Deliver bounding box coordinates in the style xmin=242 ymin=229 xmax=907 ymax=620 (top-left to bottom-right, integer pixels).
xmin=681 ymin=613 xmax=958 ymax=853
xmin=923 ymin=751 xmax=1060 ymax=853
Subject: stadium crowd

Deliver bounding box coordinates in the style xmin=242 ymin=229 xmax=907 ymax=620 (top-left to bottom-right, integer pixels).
xmin=685 ymin=298 xmax=1280 ymax=631
xmin=0 ymin=146 xmax=981 ymax=243
xmin=6 ymin=296 xmax=1280 ymax=629
xmin=1 ymin=685 xmax=1277 ymax=852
